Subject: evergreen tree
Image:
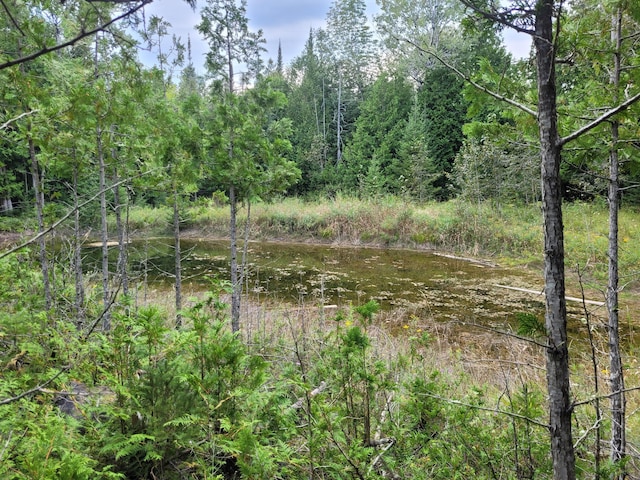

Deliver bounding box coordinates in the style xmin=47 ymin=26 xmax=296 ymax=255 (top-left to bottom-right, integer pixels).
xmin=342 ymin=73 xmax=414 ymax=195
xmin=419 ymin=67 xmax=467 ymax=200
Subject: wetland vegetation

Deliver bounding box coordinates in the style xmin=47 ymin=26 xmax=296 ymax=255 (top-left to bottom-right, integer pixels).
xmin=3 ymin=0 xmax=640 ymax=477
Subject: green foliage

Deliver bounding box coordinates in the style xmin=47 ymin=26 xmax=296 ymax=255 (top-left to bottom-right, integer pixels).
xmin=454 ymin=135 xmax=540 ymax=204
xmin=0 ymin=250 xmax=612 ymax=479
xmin=516 ymin=312 xmax=546 ymax=337
xmin=354 ymin=299 xmax=380 ymax=323
xmin=341 ymin=73 xmax=413 ymax=195
xmin=419 ymin=67 xmax=468 ymax=200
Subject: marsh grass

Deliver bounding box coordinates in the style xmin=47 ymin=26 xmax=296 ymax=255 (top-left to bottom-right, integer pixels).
xmin=137 ymin=196 xmax=638 ymax=279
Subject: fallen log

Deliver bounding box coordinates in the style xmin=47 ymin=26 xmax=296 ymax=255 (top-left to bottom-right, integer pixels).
xmin=493 ymin=284 xmax=605 ymax=307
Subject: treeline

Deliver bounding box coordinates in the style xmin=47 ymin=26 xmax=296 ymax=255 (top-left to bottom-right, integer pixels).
xmin=3 ymin=0 xmax=640 ymax=220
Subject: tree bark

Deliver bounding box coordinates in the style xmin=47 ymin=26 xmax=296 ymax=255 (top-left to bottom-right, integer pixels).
xmin=0 ymin=166 xmax=13 ymax=213
xmin=534 ymin=2 xmax=575 ymax=479
xmin=608 ymin=5 xmax=625 ymax=470
xmin=336 ymin=69 xmax=343 ymax=165
xmin=98 ymin=123 xmax=110 ymax=331
xmin=230 ymin=185 xmax=240 ymax=332
xmin=173 ymin=185 xmax=183 ymax=328
xmin=95 ymin=31 xmax=110 ymax=331
xmin=72 ymin=161 xmax=85 ymax=328
xmin=113 ymin=167 xmax=128 ymax=298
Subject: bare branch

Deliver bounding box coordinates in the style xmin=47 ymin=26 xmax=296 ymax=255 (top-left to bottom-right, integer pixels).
xmin=0 ymin=110 xmax=38 ymax=130
xmin=559 ymin=89 xmax=640 ymax=146
xmin=1 ymin=0 xmax=26 ymax=36
xmin=291 ymin=381 xmax=328 ymax=409
xmin=572 ymin=386 xmax=640 ymax=409
xmin=0 ymin=366 xmax=70 ymax=406
xmin=455 ymin=320 xmax=550 ymax=349
xmin=392 ymin=32 xmax=538 ymax=118
xmin=416 ymin=391 xmax=551 ymax=429
xmin=494 ymin=284 xmax=605 ymax=306
xmin=573 ymin=416 xmax=603 ymax=450
xmin=0 ymin=1 xmax=152 ymax=71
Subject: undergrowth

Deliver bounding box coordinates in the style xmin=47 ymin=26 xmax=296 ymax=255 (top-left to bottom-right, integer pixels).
xmin=3 ymin=246 xmax=640 ymax=478
xmin=0 ymin=253 xmax=559 ymax=479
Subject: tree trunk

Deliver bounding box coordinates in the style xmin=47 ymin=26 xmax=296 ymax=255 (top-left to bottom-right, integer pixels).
xmin=95 ymin=32 xmax=110 ymax=331
xmin=230 ymin=185 xmax=240 ymax=332
xmin=98 ymin=123 xmax=110 ymax=331
xmin=608 ymin=6 xmax=625 ymax=470
xmin=0 ymin=166 xmax=13 ymax=213
xmin=111 ymin=126 xmax=129 ymax=300
xmin=336 ymin=69 xmax=343 ymax=165
xmin=27 ymin=132 xmax=51 ymax=311
xmin=113 ymin=168 xmax=129 ymax=298
xmin=72 ymin=161 xmax=85 ymax=328
xmin=534 ymin=2 xmax=575 ymax=479
xmin=173 ymin=185 xmax=183 ymax=328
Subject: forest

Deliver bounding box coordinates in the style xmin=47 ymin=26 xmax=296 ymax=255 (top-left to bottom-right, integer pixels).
xmin=1 ymin=0 xmax=640 ymax=478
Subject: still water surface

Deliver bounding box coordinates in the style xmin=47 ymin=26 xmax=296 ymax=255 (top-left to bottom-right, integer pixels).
xmin=92 ymin=238 xmax=548 ymax=326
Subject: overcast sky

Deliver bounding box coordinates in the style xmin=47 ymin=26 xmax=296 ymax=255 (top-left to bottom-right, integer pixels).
xmin=141 ymin=0 xmax=531 ymax=74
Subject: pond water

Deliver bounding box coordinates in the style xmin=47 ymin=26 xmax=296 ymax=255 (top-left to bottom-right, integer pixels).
xmin=89 ymin=238 xmax=552 ymax=327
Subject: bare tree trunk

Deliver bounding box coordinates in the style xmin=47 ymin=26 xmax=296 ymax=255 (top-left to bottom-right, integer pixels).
xmin=534 ymin=2 xmax=575 ymax=479
xmin=240 ymin=198 xmax=252 ymax=334
xmin=95 ymin=32 xmax=110 ymax=331
xmin=322 ymin=78 xmax=327 ymax=168
xmin=173 ymin=185 xmax=183 ymax=328
xmin=98 ymin=123 xmax=110 ymax=331
xmin=113 ymin=167 xmax=128 ymax=298
xmin=608 ymin=6 xmax=625 ymax=470
xmin=0 ymin=166 xmax=13 ymax=213
xmin=336 ymin=69 xmax=343 ymax=165
xmin=27 ymin=132 xmax=51 ymax=311
xmin=230 ymin=185 xmax=240 ymax=332
xmin=72 ymin=161 xmax=85 ymax=328
xmin=111 ymin=126 xmax=129 ymax=300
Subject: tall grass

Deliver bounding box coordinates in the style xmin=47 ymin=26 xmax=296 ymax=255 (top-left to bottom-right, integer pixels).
xmin=123 ymin=196 xmax=640 ymax=289
xmin=178 ymin=196 xmax=545 ymax=258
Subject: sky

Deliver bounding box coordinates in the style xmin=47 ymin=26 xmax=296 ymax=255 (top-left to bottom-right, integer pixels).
xmin=141 ymin=0 xmax=531 ymax=74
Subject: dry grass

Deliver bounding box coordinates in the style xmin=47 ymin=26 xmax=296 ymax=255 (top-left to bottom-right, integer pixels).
xmin=112 ymin=278 xmax=640 ymax=473
xmin=134 ymin=282 xmax=547 ymax=395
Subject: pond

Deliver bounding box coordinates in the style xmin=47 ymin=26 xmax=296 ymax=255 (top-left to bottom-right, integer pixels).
xmin=88 ymin=238 xmax=556 ymax=328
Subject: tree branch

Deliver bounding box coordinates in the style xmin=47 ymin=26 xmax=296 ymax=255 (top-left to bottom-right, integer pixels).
xmin=1 ymin=0 xmax=26 ymax=36
xmin=0 ymin=1 xmax=152 ymax=71
xmin=417 ymin=391 xmax=551 ymax=429
xmin=454 ymin=320 xmax=550 ymax=349
xmin=0 ymin=366 xmax=70 ymax=406
xmin=559 ymin=89 xmax=640 ymax=146
xmin=572 ymin=386 xmax=640 ymax=409
xmin=393 ymin=32 xmax=538 ymax=118
xmin=458 ymin=0 xmax=536 ymax=36
xmin=0 ymin=110 xmax=38 ymax=130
